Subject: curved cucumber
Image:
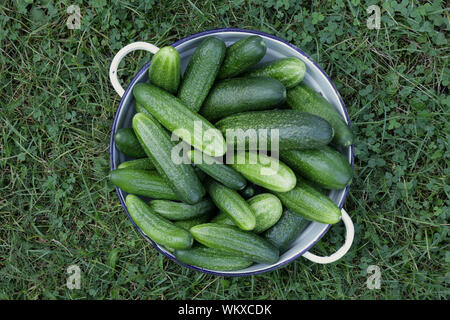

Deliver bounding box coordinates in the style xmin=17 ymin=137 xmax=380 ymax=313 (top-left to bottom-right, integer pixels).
xmin=280 ymin=146 xmax=353 ymax=190
xmin=148 ymin=199 xmax=215 ymax=221
xmin=218 ymin=36 xmax=267 ymax=79
xmin=200 ymin=77 xmax=286 ymax=121
xmin=126 ymin=195 xmax=193 ymax=250
xmin=114 ymin=128 xmax=146 ymax=158
xmin=247 ymin=57 xmax=306 ymax=89
xmin=174 ymin=212 xmax=213 ymax=230
xmin=190 ymin=223 xmax=279 ymax=264
xmin=118 ymin=158 xmax=154 ymax=171
xmin=133 ymin=112 xmax=205 ymax=204
xmin=287 ymin=83 xmax=353 ymax=147
xmin=149 ymin=46 xmax=181 ymax=94
xmin=178 ymin=37 xmax=226 ymax=112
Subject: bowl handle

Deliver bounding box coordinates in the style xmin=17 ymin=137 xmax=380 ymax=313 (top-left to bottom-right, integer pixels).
xmin=109 ymin=42 xmax=160 ymax=97
xmin=302 ymin=208 xmax=354 ymax=264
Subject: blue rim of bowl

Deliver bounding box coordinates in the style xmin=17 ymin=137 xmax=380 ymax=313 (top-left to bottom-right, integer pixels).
xmin=110 ymin=28 xmax=355 ymax=277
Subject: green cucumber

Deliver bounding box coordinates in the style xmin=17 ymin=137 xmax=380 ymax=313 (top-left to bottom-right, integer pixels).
xmin=274 ymin=177 xmax=342 ymax=224
xmin=174 ymin=212 xmax=213 ymax=230
xmin=239 ymin=184 xmax=260 ymax=199
xmin=133 ymin=83 xmax=227 ymax=157
xmin=109 ymin=169 xmax=178 ymax=200
xmin=190 ymin=223 xmax=279 ymax=264
xmin=206 ymin=179 xmax=256 ymax=231
xmin=133 ymin=112 xmax=205 ymax=204
xmin=118 ymin=158 xmax=154 ymax=170
xmin=188 ymin=149 xmax=247 ymax=190
xmin=218 ymin=36 xmax=267 ymax=79
xmin=114 ymin=128 xmax=146 ymax=158
xmin=280 ymin=146 xmax=353 ymax=190
xmin=174 ymin=246 xmax=252 ymax=271
xmin=230 ymin=152 xmax=296 ymax=192
xmin=126 ymin=195 xmax=193 ymax=250
xmin=178 ymin=37 xmax=226 ymax=112
xmin=287 ymin=83 xmax=353 ymax=147
xmin=200 ymin=77 xmax=286 ymax=121
xmin=149 ymin=46 xmax=181 ymax=94
xmin=135 ymin=101 xmax=150 ymax=116
xmin=210 ymin=212 xmax=235 ymax=226
xmin=247 ymin=57 xmax=306 ymax=89
xmin=215 ymin=110 xmax=334 ymax=150
xmin=148 ymin=199 xmax=215 ymax=221
xmin=263 ymin=209 xmax=310 ymax=253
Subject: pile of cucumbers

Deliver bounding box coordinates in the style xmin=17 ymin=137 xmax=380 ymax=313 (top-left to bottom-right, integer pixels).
xmin=110 ymin=36 xmax=354 ymax=271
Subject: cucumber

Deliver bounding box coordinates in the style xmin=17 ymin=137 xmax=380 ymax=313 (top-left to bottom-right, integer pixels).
xmin=218 ymin=36 xmax=267 ymax=79
xmin=149 ymin=46 xmax=181 ymax=94
xmin=200 ymin=77 xmax=286 ymax=121
xmin=287 ymin=83 xmax=353 ymax=147
xmin=148 ymin=198 xmax=215 ymax=221
xmin=230 ymin=152 xmax=296 ymax=192
xmin=215 ymin=110 xmax=334 ymax=150
xmin=118 ymin=158 xmax=154 ymax=171
xmin=274 ymin=177 xmax=342 ymax=224
xmin=174 ymin=212 xmax=213 ymax=230
xmin=133 ymin=83 xmax=227 ymax=157
xmin=210 ymin=212 xmax=235 ymax=226
xmin=188 ymin=149 xmax=247 ymax=190
xmin=114 ymin=128 xmax=146 ymax=158
xmin=174 ymin=246 xmax=252 ymax=271
xmin=246 ymin=57 xmax=306 ymax=89
xmin=178 ymin=37 xmax=226 ymax=112
xmin=190 ymin=223 xmax=279 ymax=264
xmin=239 ymin=184 xmax=260 ymax=199
xmin=126 ymin=195 xmax=193 ymax=250
xmin=206 ymin=179 xmax=256 ymax=231
xmin=109 ymin=169 xmax=178 ymax=200
xmin=135 ymin=101 xmax=150 ymax=116
xmin=280 ymin=146 xmax=353 ymax=190
xmin=263 ymin=209 xmax=310 ymax=253
xmin=133 ymin=112 xmax=205 ymax=204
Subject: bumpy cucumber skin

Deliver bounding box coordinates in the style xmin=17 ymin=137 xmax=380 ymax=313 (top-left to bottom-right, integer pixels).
xmin=118 ymin=158 xmax=155 ymax=170
xmin=114 ymin=128 xmax=146 ymax=158
xmin=174 ymin=246 xmax=253 ymax=271
xmin=287 ymin=83 xmax=353 ymax=147
xmin=218 ymin=36 xmax=267 ymax=79
xmin=239 ymin=184 xmax=257 ymax=199
xmin=173 ymin=212 xmax=213 ymax=230
xmin=263 ymin=209 xmax=310 ymax=253
xmin=148 ymin=199 xmax=216 ymax=221
xmin=274 ymin=177 xmax=342 ymax=224
xmin=247 ymin=57 xmax=306 ymax=89
xmin=149 ymin=46 xmax=181 ymax=94
xmin=210 ymin=212 xmax=236 ymax=226
xmin=216 ymin=109 xmax=334 ymax=150
xmin=280 ymin=146 xmax=353 ymax=190
xmin=133 ymin=113 xmax=205 ymax=204
xmin=200 ymin=77 xmax=286 ymax=121
xmin=126 ymin=195 xmax=193 ymax=250
xmin=206 ymin=180 xmax=256 ymax=231
xmin=133 ymin=83 xmax=227 ymax=157
xmin=230 ymin=152 xmax=296 ymax=193
xmin=109 ymin=169 xmax=178 ymax=200
xmin=190 ymin=223 xmax=279 ymax=264
xmin=178 ymin=37 xmax=226 ymax=112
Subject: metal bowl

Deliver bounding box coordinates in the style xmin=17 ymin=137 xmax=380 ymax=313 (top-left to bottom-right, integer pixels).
xmin=110 ymin=28 xmax=354 ymax=276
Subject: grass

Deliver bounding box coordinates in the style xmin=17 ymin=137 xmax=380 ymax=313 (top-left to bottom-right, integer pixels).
xmin=0 ymin=0 xmax=448 ymax=299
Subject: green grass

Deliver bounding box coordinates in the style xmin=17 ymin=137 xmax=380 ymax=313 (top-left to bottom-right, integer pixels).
xmin=0 ymin=0 xmax=448 ymax=299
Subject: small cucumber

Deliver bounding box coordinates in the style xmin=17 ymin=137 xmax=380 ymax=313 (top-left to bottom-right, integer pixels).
xmin=274 ymin=177 xmax=342 ymax=224
xmin=114 ymin=128 xmax=146 ymax=158
xmin=215 ymin=110 xmax=334 ymax=150
xmin=126 ymin=195 xmax=193 ymax=250
xmin=190 ymin=223 xmax=279 ymax=264
xmin=206 ymin=179 xmax=256 ymax=231
xmin=178 ymin=37 xmax=226 ymax=112
xmin=174 ymin=212 xmax=213 ymax=230
xmin=218 ymin=36 xmax=267 ymax=79
xmin=239 ymin=183 xmax=261 ymax=199
xmin=133 ymin=112 xmax=205 ymax=204
xmin=174 ymin=246 xmax=252 ymax=271
xmin=118 ymin=158 xmax=155 ymax=171
xmin=280 ymin=146 xmax=353 ymax=190
xmin=148 ymin=199 xmax=215 ymax=221
xmin=200 ymin=77 xmax=286 ymax=121
xmin=247 ymin=57 xmax=306 ymax=89
xmin=133 ymin=83 xmax=227 ymax=157
xmin=287 ymin=83 xmax=353 ymax=147
xmin=230 ymin=152 xmax=296 ymax=192
xmin=109 ymin=169 xmax=178 ymax=200
xmin=149 ymin=46 xmax=181 ymax=94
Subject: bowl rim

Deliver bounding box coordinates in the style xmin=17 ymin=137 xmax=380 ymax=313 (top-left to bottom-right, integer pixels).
xmin=110 ymin=27 xmax=355 ymax=276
